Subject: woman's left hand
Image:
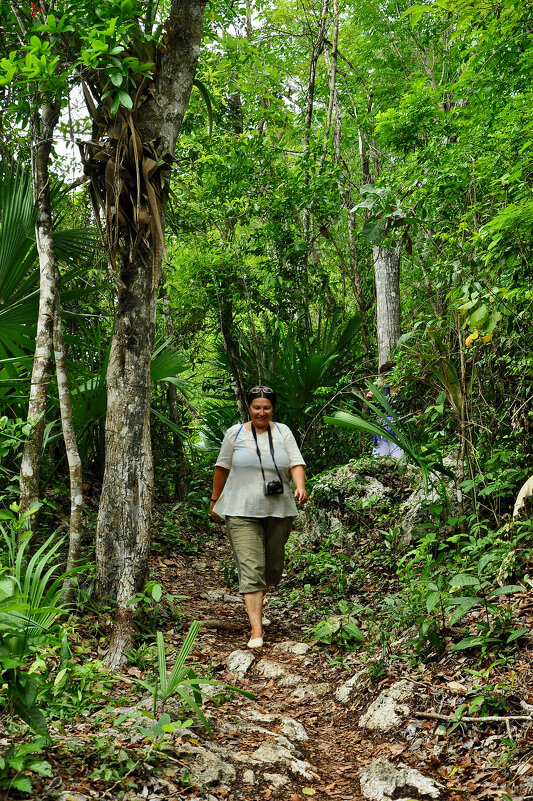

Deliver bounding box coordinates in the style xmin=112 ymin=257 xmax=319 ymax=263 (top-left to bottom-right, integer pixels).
xmin=294 ymin=487 xmax=308 ymax=505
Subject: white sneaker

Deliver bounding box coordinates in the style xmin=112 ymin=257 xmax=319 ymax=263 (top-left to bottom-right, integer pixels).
xmin=262 ymin=616 xmax=271 ymax=626
xmin=247 ymin=637 xmax=263 ymax=649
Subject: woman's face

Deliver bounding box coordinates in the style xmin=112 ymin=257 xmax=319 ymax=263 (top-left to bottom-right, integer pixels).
xmin=248 ymin=397 xmax=274 ymax=430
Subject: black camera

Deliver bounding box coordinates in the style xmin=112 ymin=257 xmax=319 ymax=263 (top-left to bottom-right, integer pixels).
xmin=264 ymin=480 xmax=284 ymax=496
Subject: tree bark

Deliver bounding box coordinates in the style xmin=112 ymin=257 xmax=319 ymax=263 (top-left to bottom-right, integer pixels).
xmin=19 ymin=101 xmax=60 ymax=522
xmin=373 ymin=243 xmax=401 ymax=369
xmin=93 ymin=0 xmax=206 ymax=669
xmin=54 ymin=291 xmax=84 ymax=603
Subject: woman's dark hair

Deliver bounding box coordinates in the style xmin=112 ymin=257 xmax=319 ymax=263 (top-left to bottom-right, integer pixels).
xmin=246 ymin=385 xmax=277 ymax=407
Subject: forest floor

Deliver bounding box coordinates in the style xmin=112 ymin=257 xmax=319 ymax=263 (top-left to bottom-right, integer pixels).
xmin=24 ymin=522 xmax=533 ymax=801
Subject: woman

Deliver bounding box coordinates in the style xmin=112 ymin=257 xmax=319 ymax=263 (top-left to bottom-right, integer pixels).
xmin=210 ymin=386 xmax=307 ymax=649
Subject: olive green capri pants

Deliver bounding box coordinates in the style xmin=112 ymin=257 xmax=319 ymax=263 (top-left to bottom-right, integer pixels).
xmin=225 ymin=516 xmax=293 ymax=594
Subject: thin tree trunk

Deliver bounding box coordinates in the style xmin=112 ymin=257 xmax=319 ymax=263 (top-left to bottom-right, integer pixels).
xmin=373 ymin=243 xmax=401 ymax=369
xmin=302 ymin=0 xmax=330 ymax=242
xmin=94 ymin=0 xmax=207 ymax=669
xmin=54 ymin=292 xmax=84 ymax=603
xmin=162 ymin=292 xmax=187 ymax=502
xmin=324 ymin=3 xmax=367 ymax=336
xmin=19 ymin=101 xmax=60 ymax=522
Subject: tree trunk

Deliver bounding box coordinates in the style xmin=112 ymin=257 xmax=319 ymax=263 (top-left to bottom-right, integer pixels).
xmin=373 ymin=243 xmax=401 ymax=369
xmin=302 ymin=0 xmax=330 ymax=243
xmin=19 ymin=101 xmax=60 ymax=521
xmin=93 ymin=0 xmax=206 ymax=669
xmin=54 ymin=292 xmax=84 ymax=603
xmin=162 ymin=292 xmax=188 ymax=502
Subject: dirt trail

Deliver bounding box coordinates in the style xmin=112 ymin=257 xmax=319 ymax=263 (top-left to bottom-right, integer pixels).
xmin=152 ymin=537 xmax=398 ymax=801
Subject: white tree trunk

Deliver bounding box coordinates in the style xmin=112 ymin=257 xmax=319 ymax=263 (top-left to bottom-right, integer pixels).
xmin=373 ymin=243 xmax=401 ymax=369
xmin=19 ymin=102 xmax=60 ymax=520
xmin=54 ymin=295 xmax=84 ymax=603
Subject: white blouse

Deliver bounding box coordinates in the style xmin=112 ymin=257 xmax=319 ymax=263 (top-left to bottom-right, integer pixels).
xmin=213 ymin=422 xmax=305 ymax=519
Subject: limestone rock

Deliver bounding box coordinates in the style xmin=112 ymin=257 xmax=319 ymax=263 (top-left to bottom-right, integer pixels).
xmin=252 ymin=741 xmax=314 ymax=779
xmin=256 ymin=658 xmax=288 ymax=679
xmin=280 ymin=717 xmax=308 ymax=740
xmin=358 ymin=680 xmax=414 ymax=731
xmin=335 ymin=670 xmax=366 ymax=703
xmin=272 ymin=641 xmax=310 ymax=655
xmin=58 ymin=794 xmax=90 ymax=801
xmin=226 ymin=649 xmax=255 ymax=678
xmin=190 ymin=749 xmax=236 ymax=787
xmin=243 ymin=769 xmax=255 ymax=784
xmin=241 ymin=710 xmax=308 ymax=741
xmin=298 ymin=458 xmax=403 ymax=544
xmin=278 ymin=672 xmax=304 ymax=687
xmin=264 ymin=772 xmax=289 ymax=789
xmin=291 ymin=682 xmax=331 ymax=699
xmin=204 ymin=588 xmax=241 ymax=603
xmin=359 ymin=758 xmax=441 ymax=801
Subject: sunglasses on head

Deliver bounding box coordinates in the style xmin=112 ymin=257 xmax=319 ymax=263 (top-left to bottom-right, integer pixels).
xmin=249 ymin=386 xmax=275 ymax=395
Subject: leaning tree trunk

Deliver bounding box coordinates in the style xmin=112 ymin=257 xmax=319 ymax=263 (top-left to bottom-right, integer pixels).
xmin=373 ymin=243 xmax=401 ymax=370
xmin=88 ymin=0 xmax=207 ymax=669
xmin=19 ymin=101 xmax=60 ymax=521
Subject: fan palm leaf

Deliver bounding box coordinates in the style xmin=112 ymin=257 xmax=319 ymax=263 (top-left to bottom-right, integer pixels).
xmin=0 ymin=164 xmax=98 ymax=369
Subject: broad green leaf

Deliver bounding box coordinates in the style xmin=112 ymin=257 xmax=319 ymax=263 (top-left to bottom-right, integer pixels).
xmin=27 ymin=759 xmax=52 ymax=776
xmin=452 ymin=636 xmax=486 ymax=651
xmin=488 ymin=585 xmax=524 ymax=597
xmin=449 ymin=574 xmax=480 ymax=588
xmin=449 ymin=597 xmax=480 ymax=626
xmin=426 ymin=590 xmax=441 ymax=613
xmin=506 ymin=628 xmax=529 ymax=643
xmin=11 ymin=776 xmax=32 ymax=793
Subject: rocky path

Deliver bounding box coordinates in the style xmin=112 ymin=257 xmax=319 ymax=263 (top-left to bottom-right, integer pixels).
xmin=151 ymin=545 xmax=444 ymax=801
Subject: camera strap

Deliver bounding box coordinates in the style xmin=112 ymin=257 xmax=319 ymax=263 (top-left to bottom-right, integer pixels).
xmin=251 ymin=423 xmax=284 ymax=491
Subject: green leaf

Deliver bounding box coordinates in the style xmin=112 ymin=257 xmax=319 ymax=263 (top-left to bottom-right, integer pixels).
xmin=426 ymin=590 xmax=441 ymax=613
xmin=449 ymin=574 xmax=481 ymax=588
xmin=449 ymin=597 xmax=480 ymax=626
xmin=488 ymin=585 xmax=524 ymax=597
xmin=506 ymin=628 xmax=529 ymax=643
xmin=110 ymin=94 xmax=121 ymax=115
xmin=452 ymin=636 xmax=486 ymax=651
xmin=27 ymin=759 xmax=52 ymax=776
xmin=341 ymin=621 xmax=365 ymax=642
xmin=11 ymin=776 xmax=32 ymax=793
xmin=118 ymin=91 xmax=133 ymax=110
xmin=109 ymin=70 xmax=124 ymax=87
xmin=192 ymin=78 xmax=214 ymax=138
xmin=157 ymin=631 xmax=167 ymax=695
xmin=468 ymin=304 xmax=488 ymax=328
xmin=150 ymin=583 xmax=163 ymax=602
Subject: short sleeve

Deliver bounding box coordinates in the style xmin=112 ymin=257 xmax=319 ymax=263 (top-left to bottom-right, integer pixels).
xmin=215 ymin=426 xmax=238 ymax=469
xmin=279 ymin=424 xmax=306 ymax=467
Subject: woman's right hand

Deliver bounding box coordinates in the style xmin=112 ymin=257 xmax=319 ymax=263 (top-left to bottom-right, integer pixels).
xmin=210 ymin=500 xmax=222 ymax=523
